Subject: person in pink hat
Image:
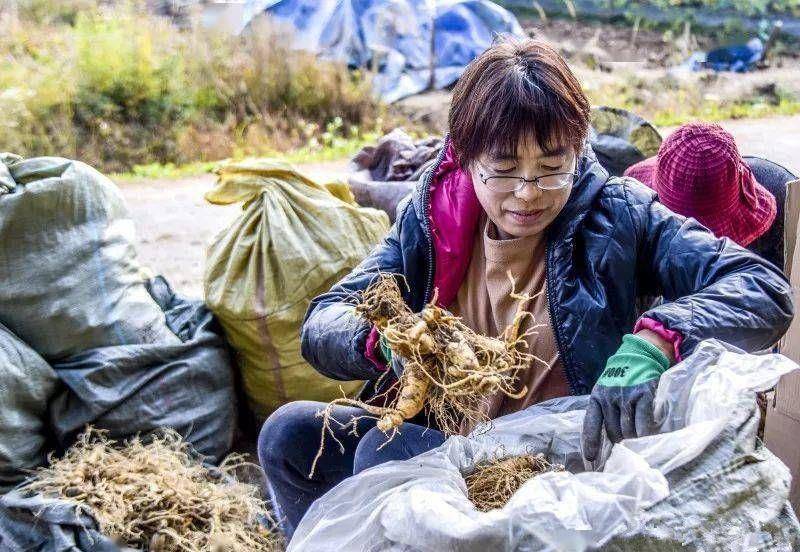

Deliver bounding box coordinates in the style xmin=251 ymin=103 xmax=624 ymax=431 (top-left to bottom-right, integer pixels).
xmin=625 ymin=122 xmax=796 ymax=268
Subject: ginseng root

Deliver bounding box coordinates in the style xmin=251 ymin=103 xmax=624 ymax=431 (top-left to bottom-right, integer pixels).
xmin=311 ymin=274 xmax=548 ymax=477
xmin=376 ymin=360 xmax=430 ymax=432
xmin=356 ymin=274 xmax=539 ymax=434
xmin=465 ymin=453 xmax=565 ymax=512
xmin=19 ymin=428 xmax=282 ymax=551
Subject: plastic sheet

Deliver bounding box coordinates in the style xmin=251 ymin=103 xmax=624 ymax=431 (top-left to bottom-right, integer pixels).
xmin=589 ymin=106 xmax=662 ymax=177
xmin=289 ymin=340 xmax=800 ymax=551
xmin=49 ymin=276 xmax=237 ymax=463
xmin=0 ymin=323 xmax=59 ymax=492
xmin=0 ymin=153 xmax=178 ymax=361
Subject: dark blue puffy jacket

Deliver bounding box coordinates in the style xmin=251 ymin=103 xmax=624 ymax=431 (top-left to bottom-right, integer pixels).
xmin=301 ymin=141 xmax=793 ymax=395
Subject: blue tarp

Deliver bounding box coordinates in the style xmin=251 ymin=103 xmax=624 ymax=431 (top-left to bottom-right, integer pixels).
xmin=238 ymin=0 xmax=524 ymax=102
xmin=682 ymin=38 xmax=765 ymax=73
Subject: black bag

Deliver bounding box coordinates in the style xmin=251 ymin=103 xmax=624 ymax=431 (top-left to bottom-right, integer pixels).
xmin=49 ymin=276 xmax=237 ymax=463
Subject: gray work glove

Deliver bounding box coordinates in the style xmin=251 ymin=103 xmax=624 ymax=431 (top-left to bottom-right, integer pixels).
xmin=582 ymin=334 xmax=670 ymax=462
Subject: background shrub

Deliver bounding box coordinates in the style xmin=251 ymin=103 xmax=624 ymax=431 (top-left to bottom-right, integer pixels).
xmin=0 ymin=1 xmax=389 ymax=172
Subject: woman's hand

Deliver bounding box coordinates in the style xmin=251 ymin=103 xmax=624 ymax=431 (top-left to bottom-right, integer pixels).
xmin=581 ymin=333 xmax=672 ymax=462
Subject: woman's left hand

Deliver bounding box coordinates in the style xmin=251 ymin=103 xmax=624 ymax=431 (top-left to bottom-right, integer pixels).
xmin=581 ymin=332 xmax=673 ymax=462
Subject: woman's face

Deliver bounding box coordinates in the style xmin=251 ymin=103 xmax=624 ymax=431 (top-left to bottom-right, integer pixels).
xmin=469 ymin=137 xmax=576 ymax=239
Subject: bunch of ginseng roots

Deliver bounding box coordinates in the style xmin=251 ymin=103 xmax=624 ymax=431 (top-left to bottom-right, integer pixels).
xmin=312 ymin=274 xmax=542 ymax=475
xmin=18 ymin=429 xmax=283 ymax=552
xmin=465 ymin=453 xmax=565 ymax=512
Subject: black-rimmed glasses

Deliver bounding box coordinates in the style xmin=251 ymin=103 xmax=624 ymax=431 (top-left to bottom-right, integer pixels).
xmin=478 ymin=167 xmax=576 ymax=193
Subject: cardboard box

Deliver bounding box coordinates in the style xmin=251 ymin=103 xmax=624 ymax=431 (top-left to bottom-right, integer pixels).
xmin=765 ymin=178 xmax=800 ymax=512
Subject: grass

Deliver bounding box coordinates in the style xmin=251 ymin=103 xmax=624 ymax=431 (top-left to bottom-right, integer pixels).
xmin=115 ymin=161 xmax=219 ymax=180
xmin=115 ymin=133 xmax=380 ymax=180
xmin=651 ymin=97 xmax=800 ymax=127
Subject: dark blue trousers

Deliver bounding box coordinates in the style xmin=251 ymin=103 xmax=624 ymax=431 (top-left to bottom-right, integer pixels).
xmin=257 ymin=400 xmax=445 ymax=539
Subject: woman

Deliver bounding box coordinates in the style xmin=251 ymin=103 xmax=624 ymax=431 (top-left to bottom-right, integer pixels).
xmin=625 ymin=122 xmax=797 ymax=268
xmin=259 ymin=38 xmax=792 ymax=539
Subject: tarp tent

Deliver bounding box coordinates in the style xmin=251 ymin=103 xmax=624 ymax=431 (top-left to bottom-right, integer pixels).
xmin=227 ymin=0 xmax=524 ymax=102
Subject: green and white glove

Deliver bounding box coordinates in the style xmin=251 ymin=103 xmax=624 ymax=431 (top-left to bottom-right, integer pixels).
xmin=582 ymin=334 xmax=671 ymax=462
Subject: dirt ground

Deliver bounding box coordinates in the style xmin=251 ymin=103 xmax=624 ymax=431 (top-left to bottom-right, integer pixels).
xmin=121 ymin=115 xmax=800 ymax=299
xmin=526 ymin=17 xmax=694 ymax=68
xmin=523 ymin=17 xmax=800 ymax=69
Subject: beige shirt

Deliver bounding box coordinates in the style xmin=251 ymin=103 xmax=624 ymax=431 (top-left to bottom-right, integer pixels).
xmin=450 ymin=216 xmax=570 ymax=433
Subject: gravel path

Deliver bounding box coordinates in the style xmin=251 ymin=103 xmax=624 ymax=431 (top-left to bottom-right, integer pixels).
xmin=120 ymin=115 xmax=800 ymax=298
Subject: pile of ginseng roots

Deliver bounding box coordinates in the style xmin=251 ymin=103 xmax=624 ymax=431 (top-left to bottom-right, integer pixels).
xmin=18 ymin=429 xmax=283 ymax=552
xmin=312 ymin=274 xmax=542 ymax=475
xmin=464 ymin=453 xmax=565 ymax=511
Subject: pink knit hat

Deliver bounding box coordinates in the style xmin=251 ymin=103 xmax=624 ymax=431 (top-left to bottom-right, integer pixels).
xmin=624 ymin=122 xmax=776 ymax=246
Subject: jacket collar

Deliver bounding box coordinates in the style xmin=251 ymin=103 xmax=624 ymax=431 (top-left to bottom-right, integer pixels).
xmin=411 ymin=136 xmax=610 ymax=307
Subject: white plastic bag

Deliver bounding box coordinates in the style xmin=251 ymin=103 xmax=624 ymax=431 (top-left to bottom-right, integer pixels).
xmin=289 ymin=341 xmax=799 ymax=551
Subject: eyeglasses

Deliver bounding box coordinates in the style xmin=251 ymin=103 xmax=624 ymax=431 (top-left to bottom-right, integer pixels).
xmin=478 ymin=166 xmax=576 ymax=193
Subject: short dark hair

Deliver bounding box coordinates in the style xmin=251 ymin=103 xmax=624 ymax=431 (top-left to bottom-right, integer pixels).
xmin=449 ymin=37 xmax=591 ymax=168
